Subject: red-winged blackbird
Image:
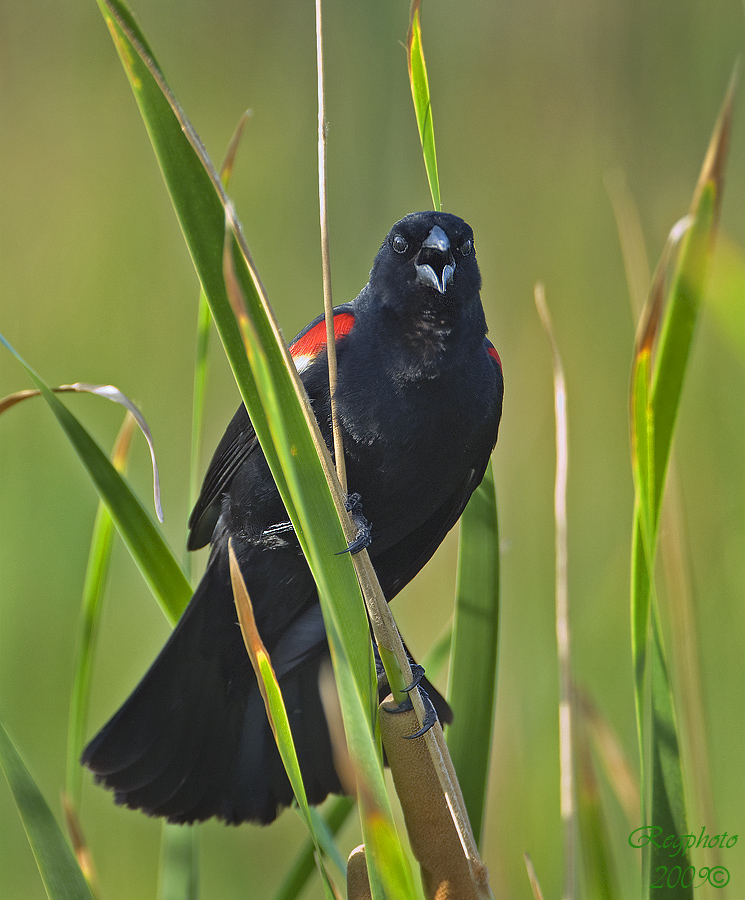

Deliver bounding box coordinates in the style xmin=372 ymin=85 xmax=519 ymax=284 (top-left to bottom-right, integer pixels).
xmin=82 ymin=211 xmax=504 ymax=825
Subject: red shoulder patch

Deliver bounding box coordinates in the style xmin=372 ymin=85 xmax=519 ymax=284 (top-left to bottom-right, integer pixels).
xmin=487 ymin=341 xmax=502 ymax=370
xmin=291 ymin=312 xmax=354 ymax=373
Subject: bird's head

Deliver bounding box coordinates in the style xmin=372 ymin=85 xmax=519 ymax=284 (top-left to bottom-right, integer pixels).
xmin=368 ymin=211 xmax=482 ymax=310
xmin=354 ymin=212 xmax=487 ymax=377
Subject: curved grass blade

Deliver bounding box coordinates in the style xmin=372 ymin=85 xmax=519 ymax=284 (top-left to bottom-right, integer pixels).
xmin=0 ymin=720 xmax=95 ymax=900
xmin=0 ymin=382 xmax=162 ymax=522
xmin=73 ymin=383 xmax=164 ymax=521
xmin=95 ymin=0 xmax=376 ymax=700
xmin=0 ymin=334 xmax=192 ymax=624
xmin=1 ymin=375 xmax=197 ymax=896
xmin=95 ymin=0 xmax=260 ymax=443
xmin=407 ymin=0 xmax=441 ymax=211
xmin=94 ymin=1 xmax=429 ymax=889
xmin=446 ymin=461 xmax=500 ymax=848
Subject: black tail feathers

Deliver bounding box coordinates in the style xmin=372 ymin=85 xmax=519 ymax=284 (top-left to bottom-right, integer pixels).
xmin=81 ymin=558 xmax=340 ymax=825
xmin=82 ymin=554 xmax=451 ymax=825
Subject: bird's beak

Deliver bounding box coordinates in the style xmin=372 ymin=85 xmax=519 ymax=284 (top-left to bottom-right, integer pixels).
xmin=415 ymin=225 xmax=455 ymax=294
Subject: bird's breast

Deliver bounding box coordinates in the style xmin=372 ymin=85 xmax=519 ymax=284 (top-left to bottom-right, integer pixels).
xmin=336 ymin=357 xmax=498 ymax=545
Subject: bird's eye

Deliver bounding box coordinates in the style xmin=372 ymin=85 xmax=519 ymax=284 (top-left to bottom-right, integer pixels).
xmin=392 ymin=234 xmax=408 ymax=254
xmin=460 ymin=238 xmax=473 ymax=257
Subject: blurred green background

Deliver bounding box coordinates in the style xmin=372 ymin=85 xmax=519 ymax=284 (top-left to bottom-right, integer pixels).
xmin=1 ymin=1 xmax=744 ymax=898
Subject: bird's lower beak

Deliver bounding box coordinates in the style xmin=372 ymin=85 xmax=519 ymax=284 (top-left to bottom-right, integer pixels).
xmin=415 ymin=225 xmax=455 ymax=294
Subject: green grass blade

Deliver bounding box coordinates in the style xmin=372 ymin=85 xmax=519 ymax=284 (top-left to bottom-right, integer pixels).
xmin=221 ymin=248 xmax=401 ymax=895
xmin=446 ymin=461 xmax=500 ymax=847
xmin=66 ymin=500 xmax=116 ymax=806
xmin=648 ymin=66 xmax=734 ymax=521
xmin=65 ymin=414 xmax=136 ymax=807
xmin=649 ymin=186 xmax=716 ymax=523
xmin=96 ymin=1 xmax=418 ymax=888
xmin=648 ymin=616 xmax=691 ymax=899
xmin=0 ymin=334 xmax=192 ymax=624
xmin=189 ymin=292 xmax=212 ymax=524
xmin=0 ymin=720 xmax=95 ymax=900
xmin=407 ymin=0 xmax=441 ymax=211
xmin=158 ymin=825 xmax=199 ymax=900
xmin=629 ymin=511 xmax=651 ymax=798
xmin=96 ymin=0 xmax=373 ymax=700
xmin=220 ymin=231 xmax=372 ymax=695
xmin=628 ymin=76 xmax=734 ymax=899
xmin=306 ymin=805 xmax=350 ymax=883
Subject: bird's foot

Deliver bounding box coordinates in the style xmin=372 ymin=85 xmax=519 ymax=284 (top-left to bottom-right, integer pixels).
xmin=395 ymin=686 xmax=437 ymax=739
xmin=337 ymin=492 xmax=372 ymax=555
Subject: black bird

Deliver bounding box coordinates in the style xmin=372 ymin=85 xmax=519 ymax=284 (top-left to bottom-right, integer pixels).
xmin=82 ymin=211 xmax=504 ymax=825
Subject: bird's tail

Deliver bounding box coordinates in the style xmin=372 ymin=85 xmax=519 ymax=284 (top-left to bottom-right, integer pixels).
xmin=81 ymin=555 xmax=341 ymax=825
xmin=82 ymin=552 xmax=452 ymax=825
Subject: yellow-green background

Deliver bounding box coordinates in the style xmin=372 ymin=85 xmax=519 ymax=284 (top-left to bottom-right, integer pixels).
xmin=1 ymin=1 xmax=743 ymax=898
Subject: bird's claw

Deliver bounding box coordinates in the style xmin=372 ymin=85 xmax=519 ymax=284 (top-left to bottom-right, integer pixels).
xmin=386 ymin=681 xmax=437 ymax=739
xmin=404 ymin=687 xmax=438 ymax=739
xmin=336 ymin=493 xmax=372 ymax=555
xmin=341 ymin=523 xmax=372 ymax=555
xmin=402 ymin=664 xmax=425 ymax=694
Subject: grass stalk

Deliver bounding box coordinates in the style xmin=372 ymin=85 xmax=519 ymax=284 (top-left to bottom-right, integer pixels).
xmin=315 ymin=0 xmax=346 ymax=493
xmin=535 ymin=283 xmax=576 ymax=900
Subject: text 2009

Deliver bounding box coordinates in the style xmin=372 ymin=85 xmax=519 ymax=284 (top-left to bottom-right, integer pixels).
xmin=651 ymin=865 xmax=729 ymax=890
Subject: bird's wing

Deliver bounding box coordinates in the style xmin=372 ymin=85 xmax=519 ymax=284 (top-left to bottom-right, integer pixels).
xmin=187 ymin=304 xmax=356 ymax=550
xmin=485 ymin=337 xmax=502 ymax=375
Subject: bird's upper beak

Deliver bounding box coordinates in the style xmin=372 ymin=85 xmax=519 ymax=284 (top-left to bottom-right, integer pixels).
xmin=414 ymin=225 xmax=455 ymax=295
